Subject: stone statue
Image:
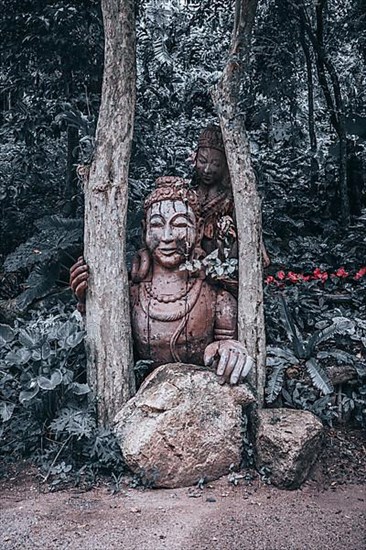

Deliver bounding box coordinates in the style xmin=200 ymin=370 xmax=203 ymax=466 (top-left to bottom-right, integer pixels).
xmin=70 ymin=176 xmax=253 ymax=385
xmin=192 ymin=125 xmax=235 ymax=257
xmin=192 ymin=124 xmax=270 ymax=267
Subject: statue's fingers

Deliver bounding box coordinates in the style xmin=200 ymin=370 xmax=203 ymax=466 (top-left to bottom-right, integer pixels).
xmin=204 ymin=341 xmax=220 ymax=367
xmin=222 ymin=350 xmax=239 ymax=381
xmin=216 ymin=348 xmax=230 ymax=376
xmin=75 ymin=280 xmax=88 ymax=302
xmin=230 ymin=356 xmax=245 ymax=385
xmin=70 ymin=258 xmax=86 ymax=277
xmin=70 ymin=265 xmax=88 ymax=287
xmin=71 ymin=271 xmax=88 ymax=292
xmin=242 ymin=356 xmax=255 ymax=378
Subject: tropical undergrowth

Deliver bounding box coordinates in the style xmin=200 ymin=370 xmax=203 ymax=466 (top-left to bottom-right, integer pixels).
xmin=0 ymin=302 xmax=124 ymax=488
xmin=264 ymin=268 xmax=366 ymax=426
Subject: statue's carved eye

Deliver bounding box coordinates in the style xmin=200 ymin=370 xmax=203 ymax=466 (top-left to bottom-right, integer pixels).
xmin=149 ymin=216 xmax=164 ymax=227
xmin=171 ymin=215 xmax=194 ymax=228
xmin=172 ymin=221 xmax=189 ymax=228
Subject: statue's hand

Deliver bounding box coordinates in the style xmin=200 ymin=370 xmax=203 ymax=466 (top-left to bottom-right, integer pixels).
xmin=204 ymin=340 xmax=254 ymax=385
xmin=70 ymin=256 xmax=89 ymax=309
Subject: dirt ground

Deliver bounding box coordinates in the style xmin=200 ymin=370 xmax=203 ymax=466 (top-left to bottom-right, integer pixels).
xmin=1 ymin=429 xmax=365 ymax=550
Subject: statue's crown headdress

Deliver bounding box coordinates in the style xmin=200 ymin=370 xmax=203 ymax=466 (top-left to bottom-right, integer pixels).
xmin=197 ymin=125 xmax=225 ymax=153
xmin=144 ymin=176 xmax=201 ymax=218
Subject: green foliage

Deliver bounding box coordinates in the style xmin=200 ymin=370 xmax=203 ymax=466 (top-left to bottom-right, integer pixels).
xmin=265 ymin=285 xmax=366 ymax=425
xmin=266 ymin=295 xmax=366 ymax=403
xmin=3 ymin=215 xmax=83 ymax=310
xmin=0 ymin=306 xmax=125 ymax=486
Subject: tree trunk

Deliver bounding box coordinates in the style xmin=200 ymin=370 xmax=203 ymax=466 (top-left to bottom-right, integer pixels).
xmin=65 ymin=126 xmax=79 ymax=216
xmin=299 ymin=14 xmax=318 ymax=189
xmin=298 ymin=0 xmax=350 ymax=223
xmin=84 ymin=0 xmax=136 ymax=426
xmin=212 ymin=0 xmax=266 ymax=405
xmin=315 ymin=0 xmax=349 ymax=224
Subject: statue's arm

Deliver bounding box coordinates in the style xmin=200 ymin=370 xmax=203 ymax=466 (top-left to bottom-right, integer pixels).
xmin=213 ymin=289 xmax=237 ymax=340
xmin=204 ymin=290 xmax=253 ymax=384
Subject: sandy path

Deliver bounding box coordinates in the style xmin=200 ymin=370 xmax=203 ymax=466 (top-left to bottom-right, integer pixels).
xmin=1 ymin=476 xmax=365 ymax=550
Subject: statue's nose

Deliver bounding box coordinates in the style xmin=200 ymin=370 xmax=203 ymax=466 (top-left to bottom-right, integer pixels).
xmin=162 ymin=223 xmax=173 ymax=241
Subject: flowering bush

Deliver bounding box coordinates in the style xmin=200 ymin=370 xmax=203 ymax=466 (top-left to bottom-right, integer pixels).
xmin=265 ymin=266 xmax=366 ymax=286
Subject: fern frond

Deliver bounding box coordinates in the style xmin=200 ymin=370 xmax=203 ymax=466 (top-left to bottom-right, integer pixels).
xmin=267 ymin=346 xmax=300 ymax=365
xmin=35 ymin=216 xmax=83 ymax=232
xmin=306 ymin=317 xmax=355 ymax=357
xmin=4 ymin=216 xmax=83 ymax=273
xmin=305 ymin=358 xmax=334 ymax=395
xmin=266 ymin=364 xmax=287 ymax=403
xmin=153 ymin=36 xmax=173 ymax=66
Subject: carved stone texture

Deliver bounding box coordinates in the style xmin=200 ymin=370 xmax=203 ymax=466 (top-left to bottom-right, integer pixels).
xmin=194 ymin=125 xmax=234 ymax=257
xmin=130 ymin=177 xmax=244 ymax=374
xmin=252 ymin=409 xmax=324 ymax=489
xmin=113 ymin=363 xmax=256 ymax=488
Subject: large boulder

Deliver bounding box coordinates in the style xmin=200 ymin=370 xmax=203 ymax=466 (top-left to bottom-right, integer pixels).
xmin=113 ymin=363 xmax=256 ymax=488
xmin=252 ymin=408 xmax=324 ymax=489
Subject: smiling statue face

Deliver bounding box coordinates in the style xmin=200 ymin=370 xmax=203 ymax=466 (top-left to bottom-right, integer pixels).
xmin=195 ymin=147 xmax=228 ymax=187
xmin=145 ymin=200 xmax=197 ymax=269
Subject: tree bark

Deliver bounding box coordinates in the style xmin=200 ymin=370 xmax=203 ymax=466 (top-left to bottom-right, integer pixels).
xmin=84 ymin=0 xmax=136 ymax=426
xmin=212 ymin=0 xmax=266 ymax=405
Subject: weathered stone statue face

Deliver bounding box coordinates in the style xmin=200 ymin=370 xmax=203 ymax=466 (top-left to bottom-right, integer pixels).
xmin=195 ymin=147 xmax=228 ymax=187
xmin=145 ymin=200 xmax=196 ymax=270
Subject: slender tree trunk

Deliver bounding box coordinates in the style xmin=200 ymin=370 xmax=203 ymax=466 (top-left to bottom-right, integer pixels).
xmin=299 ymin=15 xmax=318 ymax=189
xmin=315 ymin=0 xmax=349 ymax=223
xmin=84 ymin=0 xmax=136 ymax=426
xmin=65 ymin=126 xmax=79 ymax=216
xmin=212 ymin=0 xmax=266 ymax=406
xmin=298 ymin=0 xmax=350 ymax=223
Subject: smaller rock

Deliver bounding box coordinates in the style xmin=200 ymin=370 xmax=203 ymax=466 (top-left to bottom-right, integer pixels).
xmin=252 ymin=408 xmax=324 ymax=489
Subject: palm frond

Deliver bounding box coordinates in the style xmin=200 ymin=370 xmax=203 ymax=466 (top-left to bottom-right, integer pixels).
xmin=305 ymin=358 xmax=334 ymax=395
xmin=279 ymin=295 xmax=306 ymax=359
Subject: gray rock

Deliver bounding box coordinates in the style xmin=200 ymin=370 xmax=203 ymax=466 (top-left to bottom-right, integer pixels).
xmin=113 ymin=363 xmax=256 ymax=488
xmin=252 ymin=408 xmax=324 ymax=489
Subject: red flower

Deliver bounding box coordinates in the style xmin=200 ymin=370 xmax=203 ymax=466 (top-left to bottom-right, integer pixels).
xmin=265 ymin=275 xmax=275 ymax=284
xmin=313 ymin=268 xmax=328 ymax=282
xmin=334 ymin=267 xmax=349 ymax=278
xmin=287 ymin=271 xmax=299 ymax=283
xmin=354 ymin=267 xmax=366 ymax=280
xmin=300 ymin=274 xmax=311 ymax=282
xmin=276 ymin=270 xmax=286 ymax=280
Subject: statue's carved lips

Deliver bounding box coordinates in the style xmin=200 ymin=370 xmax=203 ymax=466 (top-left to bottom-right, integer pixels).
xmin=158 ymin=247 xmax=178 ymax=256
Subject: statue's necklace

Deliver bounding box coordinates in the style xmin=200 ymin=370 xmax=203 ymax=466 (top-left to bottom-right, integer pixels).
xmin=144 ymin=279 xmax=195 ymax=303
xmin=139 ymin=279 xmax=203 ymax=322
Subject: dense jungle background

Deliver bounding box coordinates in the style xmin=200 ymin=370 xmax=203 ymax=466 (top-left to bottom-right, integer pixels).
xmin=0 ymin=0 xmax=365 ymax=486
